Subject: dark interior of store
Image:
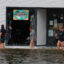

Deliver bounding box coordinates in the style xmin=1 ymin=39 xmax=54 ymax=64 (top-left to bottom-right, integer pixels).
xmin=6 ymin=7 xmax=36 ymax=46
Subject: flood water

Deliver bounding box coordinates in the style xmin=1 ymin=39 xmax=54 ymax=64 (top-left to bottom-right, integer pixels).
xmin=0 ymin=49 xmax=64 ymax=64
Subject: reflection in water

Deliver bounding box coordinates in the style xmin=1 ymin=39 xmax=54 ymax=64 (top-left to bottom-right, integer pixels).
xmin=0 ymin=49 xmax=64 ymax=64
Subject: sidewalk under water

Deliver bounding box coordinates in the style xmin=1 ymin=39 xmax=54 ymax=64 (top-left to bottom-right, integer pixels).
xmin=0 ymin=49 xmax=64 ymax=64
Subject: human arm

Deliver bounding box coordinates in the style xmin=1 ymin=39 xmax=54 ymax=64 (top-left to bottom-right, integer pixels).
xmin=54 ymin=30 xmax=59 ymax=39
xmin=26 ymin=36 xmax=30 ymax=40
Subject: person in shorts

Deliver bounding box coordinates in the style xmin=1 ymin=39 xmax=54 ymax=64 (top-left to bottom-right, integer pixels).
xmin=56 ymin=26 xmax=64 ymax=51
xmin=29 ymin=26 xmax=35 ymax=49
xmin=0 ymin=31 xmax=3 ymax=48
xmin=0 ymin=24 xmax=6 ymax=48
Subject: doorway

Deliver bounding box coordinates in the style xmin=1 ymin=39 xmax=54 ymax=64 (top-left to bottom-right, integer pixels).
xmin=6 ymin=7 xmax=37 ymax=46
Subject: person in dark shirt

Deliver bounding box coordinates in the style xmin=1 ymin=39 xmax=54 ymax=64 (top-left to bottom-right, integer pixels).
xmin=56 ymin=26 xmax=64 ymax=51
xmin=0 ymin=24 xmax=6 ymax=48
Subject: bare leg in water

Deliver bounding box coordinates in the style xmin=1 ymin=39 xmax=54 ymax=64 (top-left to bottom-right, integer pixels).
xmin=30 ymin=40 xmax=34 ymax=50
xmin=61 ymin=42 xmax=64 ymax=51
xmin=57 ymin=40 xmax=61 ymax=52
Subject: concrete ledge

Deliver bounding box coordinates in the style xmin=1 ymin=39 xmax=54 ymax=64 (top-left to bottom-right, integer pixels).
xmin=5 ymin=46 xmax=58 ymax=49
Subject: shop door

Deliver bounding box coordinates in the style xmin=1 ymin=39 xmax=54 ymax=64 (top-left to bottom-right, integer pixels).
xmin=47 ymin=8 xmax=64 ymax=46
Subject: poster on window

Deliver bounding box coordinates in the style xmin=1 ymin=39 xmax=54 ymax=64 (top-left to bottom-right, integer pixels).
xmin=54 ymin=19 xmax=57 ymax=28
xmin=49 ymin=20 xmax=53 ymax=26
xmin=48 ymin=29 xmax=54 ymax=37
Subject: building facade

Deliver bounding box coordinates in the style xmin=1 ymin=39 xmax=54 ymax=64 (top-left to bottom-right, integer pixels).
xmin=0 ymin=0 xmax=64 ymax=47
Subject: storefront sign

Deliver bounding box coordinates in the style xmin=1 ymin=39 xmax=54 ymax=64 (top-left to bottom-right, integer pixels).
xmin=13 ymin=10 xmax=29 ymax=20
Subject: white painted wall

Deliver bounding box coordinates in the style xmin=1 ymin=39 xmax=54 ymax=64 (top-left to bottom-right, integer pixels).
xmin=0 ymin=0 xmax=64 ymax=29
xmin=37 ymin=9 xmax=46 ymax=45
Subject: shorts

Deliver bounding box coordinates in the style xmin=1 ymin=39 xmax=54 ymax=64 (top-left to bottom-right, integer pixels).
xmin=58 ymin=39 xmax=64 ymax=42
xmin=1 ymin=37 xmax=5 ymax=43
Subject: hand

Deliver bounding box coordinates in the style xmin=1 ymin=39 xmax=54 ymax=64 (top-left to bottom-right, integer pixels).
xmin=27 ymin=37 xmax=30 ymax=40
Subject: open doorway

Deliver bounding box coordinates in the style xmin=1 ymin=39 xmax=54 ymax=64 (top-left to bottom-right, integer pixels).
xmin=6 ymin=7 xmax=37 ymax=46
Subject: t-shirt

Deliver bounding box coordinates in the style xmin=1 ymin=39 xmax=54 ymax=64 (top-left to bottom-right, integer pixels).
xmin=1 ymin=29 xmax=6 ymax=37
xmin=57 ymin=31 xmax=64 ymax=41
xmin=30 ymin=30 xmax=34 ymax=41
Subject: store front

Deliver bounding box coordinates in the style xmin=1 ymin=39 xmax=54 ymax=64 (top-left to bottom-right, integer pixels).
xmin=37 ymin=8 xmax=64 ymax=46
xmin=6 ymin=7 xmax=64 ymax=46
xmin=6 ymin=7 xmax=37 ymax=46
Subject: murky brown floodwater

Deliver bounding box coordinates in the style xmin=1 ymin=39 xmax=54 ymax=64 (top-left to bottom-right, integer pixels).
xmin=0 ymin=49 xmax=64 ymax=64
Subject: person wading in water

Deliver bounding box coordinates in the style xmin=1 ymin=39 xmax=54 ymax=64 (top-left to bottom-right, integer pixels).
xmin=27 ymin=26 xmax=35 ymax=49
xmin=55 ymin=26 xmax=64 ymax=52
xmin=0 ymin=24 xmax=6 ymax=49
xmin=29 ymin=26 xmax=35 ymax=49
